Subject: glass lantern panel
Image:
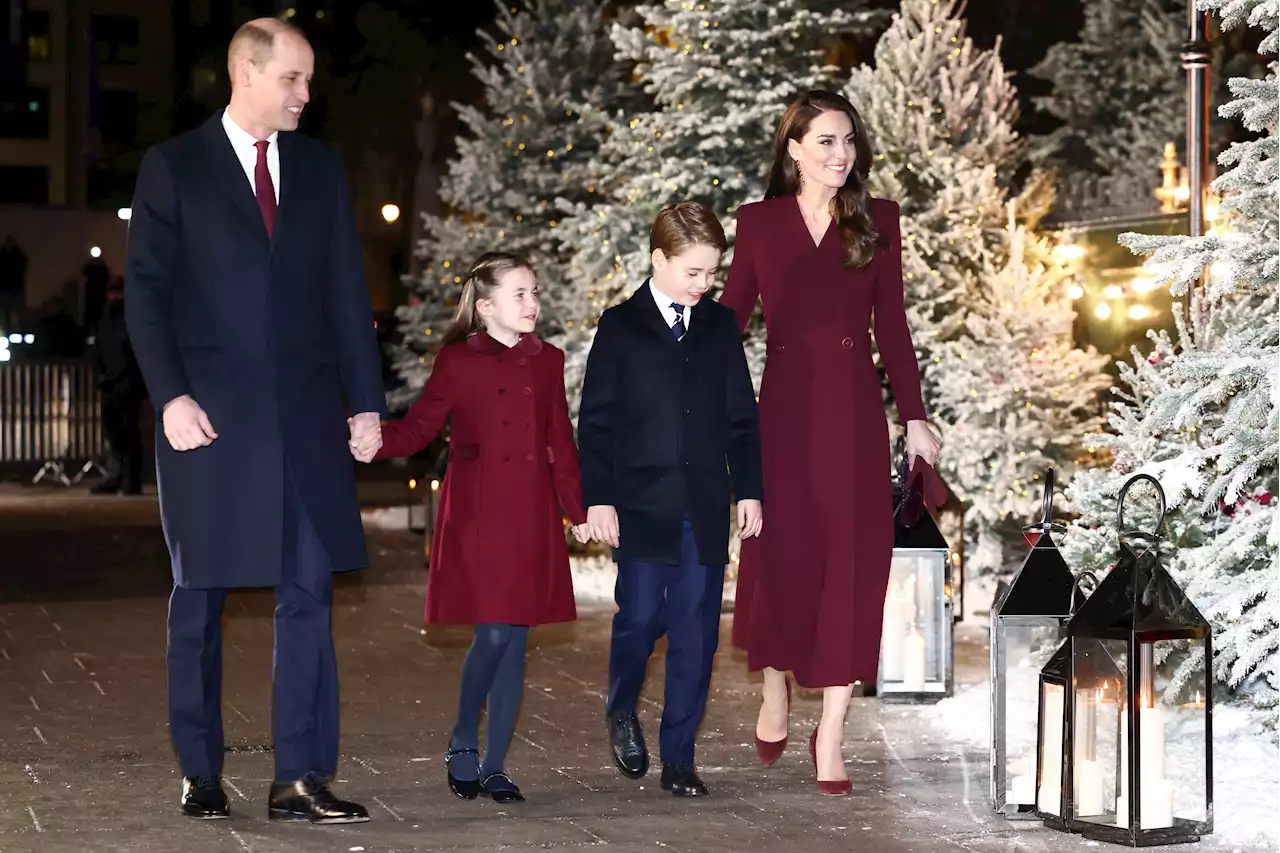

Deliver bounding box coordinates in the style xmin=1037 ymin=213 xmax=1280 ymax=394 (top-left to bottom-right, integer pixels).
xmin=1131 ymin=638 xmax=1209 ymax=831
xmin=1092 ymin=639 xmax=1132 ymax=830
xmin=998 ymin=622 xmax=1063 ymax=806
xmin=1036 ymin=680 xmax=1067 ymax=815
xmin=881 ymin=550 xmax=948 ymax=689
xmin=1071 ymin=643 xmax=1126 ymax=827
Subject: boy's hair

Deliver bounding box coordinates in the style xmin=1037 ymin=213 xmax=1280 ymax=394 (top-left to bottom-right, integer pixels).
xmin=650 ymin=201 xmax=728 ymax=257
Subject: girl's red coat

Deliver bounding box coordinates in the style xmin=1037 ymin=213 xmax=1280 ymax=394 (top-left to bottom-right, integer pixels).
xmin=376 ymin=332 xmax=587 ymax=626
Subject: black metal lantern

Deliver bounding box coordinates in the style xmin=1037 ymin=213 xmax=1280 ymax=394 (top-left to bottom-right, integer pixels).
xmin=991 ymin=470 xmax=1085 ymax=819
xmin=878 ymin=452 xmax=954 ymax=703
xmin=1040 ymin=474 xmax=1213 ymax=845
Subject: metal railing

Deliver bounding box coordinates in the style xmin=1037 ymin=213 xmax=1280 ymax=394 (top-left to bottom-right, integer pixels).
xmin=1046 ymin=172 xmax=1167 ymax=228
xmin=0 ymin=359 xmax=105 ymax=482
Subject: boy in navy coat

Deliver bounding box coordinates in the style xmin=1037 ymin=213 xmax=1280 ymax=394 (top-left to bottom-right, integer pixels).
xmin=578 ymin=202 xmax=763 ymax=797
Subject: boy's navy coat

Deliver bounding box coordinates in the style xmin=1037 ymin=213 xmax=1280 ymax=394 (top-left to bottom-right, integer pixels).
xmin=577 ymin=281 xmax=762 ymax=566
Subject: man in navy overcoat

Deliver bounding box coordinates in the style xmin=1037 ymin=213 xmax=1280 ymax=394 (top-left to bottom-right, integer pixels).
xmin=125 ymin=18 xmax=384 ymax=823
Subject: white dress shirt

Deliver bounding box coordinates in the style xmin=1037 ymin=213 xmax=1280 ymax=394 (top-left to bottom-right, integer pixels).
xmin=647 ymin=279 xmax=690 ymax=333
xmin=221 ymin=108 xmax=280 ymax=203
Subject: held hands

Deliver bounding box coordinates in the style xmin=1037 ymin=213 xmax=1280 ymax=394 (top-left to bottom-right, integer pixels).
xmin=737 ymin=499 xmax=763 ymax=539
xmin=570 ymin=523 xmax=591 ymax=544
xmin=162 ymin=395 xmax=218 ymax=451
xmin=905 ymin=419 xmax=942 ymax=468
xmin=586 ymin=505 xmax=620 ymax=548
xmin=347 ymin=412 xmax=383 ymax=463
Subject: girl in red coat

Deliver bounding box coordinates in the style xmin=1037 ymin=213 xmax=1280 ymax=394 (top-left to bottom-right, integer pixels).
xmin=373 ymin=252 xmax=590 ymax=804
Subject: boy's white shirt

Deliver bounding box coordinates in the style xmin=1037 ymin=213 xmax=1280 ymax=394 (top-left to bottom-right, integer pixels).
xmin=646 ymin=278 xmax=690 ymax=331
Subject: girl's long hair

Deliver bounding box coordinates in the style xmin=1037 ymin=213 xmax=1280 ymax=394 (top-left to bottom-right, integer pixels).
xmin=764 ymin=90 xmax=879 ymax=268
xmin=439 ymin=252 xmax=533 ymax=347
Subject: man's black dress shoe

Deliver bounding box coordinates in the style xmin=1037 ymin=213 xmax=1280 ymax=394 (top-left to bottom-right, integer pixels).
xmin=181 ymin=775 xmax=230 ymax=819
xmin=481 ymin=771 xmax=526 ymax=804
xmin=445 ymin=747 xmax=481 ymax=800
xmin=660 ymin=763 xmax=709 ymax=797
xmin=608 ymin=711 xmax=649 ymax=779
xmin=267 ymin=773 xmax=370 ymax=824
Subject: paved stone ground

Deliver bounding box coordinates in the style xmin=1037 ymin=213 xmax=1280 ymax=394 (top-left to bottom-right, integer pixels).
xmin=0 ymin=485 xmax=1250 ymax=853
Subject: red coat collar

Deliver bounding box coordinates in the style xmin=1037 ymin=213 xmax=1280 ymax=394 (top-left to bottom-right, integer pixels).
xmin=465 ymin=331 xmax=543 ymax=356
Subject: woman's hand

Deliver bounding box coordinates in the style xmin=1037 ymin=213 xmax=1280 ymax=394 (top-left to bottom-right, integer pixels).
xmin=905 ymin=420 xmax=942 ymax=468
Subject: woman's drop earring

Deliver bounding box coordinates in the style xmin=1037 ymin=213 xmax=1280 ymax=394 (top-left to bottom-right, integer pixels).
xmin=795 ymin=159 xmax=804 ymax=189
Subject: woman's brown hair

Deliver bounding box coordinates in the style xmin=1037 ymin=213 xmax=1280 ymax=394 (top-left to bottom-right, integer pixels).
xmin=439 ymin=252 xmax=534 ymax=347
xmin=765 ymin=90 xmax=878 ymax=268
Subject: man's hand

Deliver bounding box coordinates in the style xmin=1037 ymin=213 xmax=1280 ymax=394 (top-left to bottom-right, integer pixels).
xmin=347 ymin=412 xmax=382 ymax=463
xmin=737 ymin=499 xmax=763 ymax=539
xmin=586 ymin=505 xmax=620 ymax=548
xmin=162 ymin=395 xmax=217 ymax=451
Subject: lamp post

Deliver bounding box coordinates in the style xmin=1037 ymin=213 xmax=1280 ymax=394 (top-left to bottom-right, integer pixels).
xmin=1182 ymin=5 xmax=1212 ymax=331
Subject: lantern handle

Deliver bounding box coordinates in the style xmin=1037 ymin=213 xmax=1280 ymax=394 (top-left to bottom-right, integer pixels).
xmin=1021 ymin=468 xmax=1066 ymax=540
xmin=1041 ymin=468 xmax=1055 ymax=526
xmin=1068 ymin=570 xmax=1099 ymax=618
xmin=1116 ymin=473 xmax=1167 ymax=544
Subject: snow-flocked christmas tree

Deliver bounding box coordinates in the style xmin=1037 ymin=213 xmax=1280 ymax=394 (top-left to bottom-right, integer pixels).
xmin=847 ymin=0 xmax=1107 ymax=583
xmin=932 ymin=208 xmax=1110 ymax=582
xmin=848 ymin=0 xmax=1021 ymax=353
xmin=555 ymin=0 xmax=878 ymax=399
xmin=389 ymin=0 xmax=629 ymax=407
xmin=1030 ymin=0 xmax=1187 ymax=178
xmin=1064 ymin=0 xmax=1278 ymax=717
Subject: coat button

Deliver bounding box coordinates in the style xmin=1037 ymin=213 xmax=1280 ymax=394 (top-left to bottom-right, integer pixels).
xmin=524 ymin=386 xmax=533 ymax=395
xmin=502 ymin=420 xmax=509 ymax=426
xmin=775 ymin=344 xmax=786 ymax=353
xmin=517 ymin=357 xmax=528 ymax=366
xmin=498 ymin=388 xmax=506 ymax=395
xmin=683 ymin=408 xmax=690 ymax=415
xmin=526 ymin=453 xmax=534 ymax=462
xmin=841 ymin=337 xmax=853 ymax=349
xmin=503 ymin=454 xmax=510 ymax=462
xmin=526 ymin=420 xmax=532 ymax=428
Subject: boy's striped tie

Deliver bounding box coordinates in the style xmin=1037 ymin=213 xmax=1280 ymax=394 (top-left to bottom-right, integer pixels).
xmin=670 ymin=303 xmax=686 ymax=341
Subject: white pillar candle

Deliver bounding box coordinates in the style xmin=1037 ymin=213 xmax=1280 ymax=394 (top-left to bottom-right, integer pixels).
xmin=1140 ymin=778 xmax=1175 ymax=829
xmin=1009 ymin=774 xmax=1036 ymax=806
xmin=1037 ymin=684 xmax=1065 ymax=815
xmin=881 ymin=588 xmax=905 ymax=681
xmin=1076 ymin=758 xmax=1106 ymax=817
xmin=1139 ymin=705 xmax=1166 ymax=783
xmin=1119 ymin=718 xmax=1129 ymax=796
xmin=902 ymin=631 xmax=927 ymax=690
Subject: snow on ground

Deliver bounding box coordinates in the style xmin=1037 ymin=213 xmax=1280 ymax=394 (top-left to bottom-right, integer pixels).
xmin=916 ymin=668 xmax=1279 ymax=849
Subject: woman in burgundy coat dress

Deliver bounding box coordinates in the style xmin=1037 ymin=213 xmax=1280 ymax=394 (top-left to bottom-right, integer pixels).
xmin=719 ymin=91 xmax=942 ymax=795
xmin=373 ymin=252 xmax=589 ymax=804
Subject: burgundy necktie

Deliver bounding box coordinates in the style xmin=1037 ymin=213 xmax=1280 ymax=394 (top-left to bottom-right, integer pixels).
xmin=254 ymin=139 xmax=276 ymax=238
